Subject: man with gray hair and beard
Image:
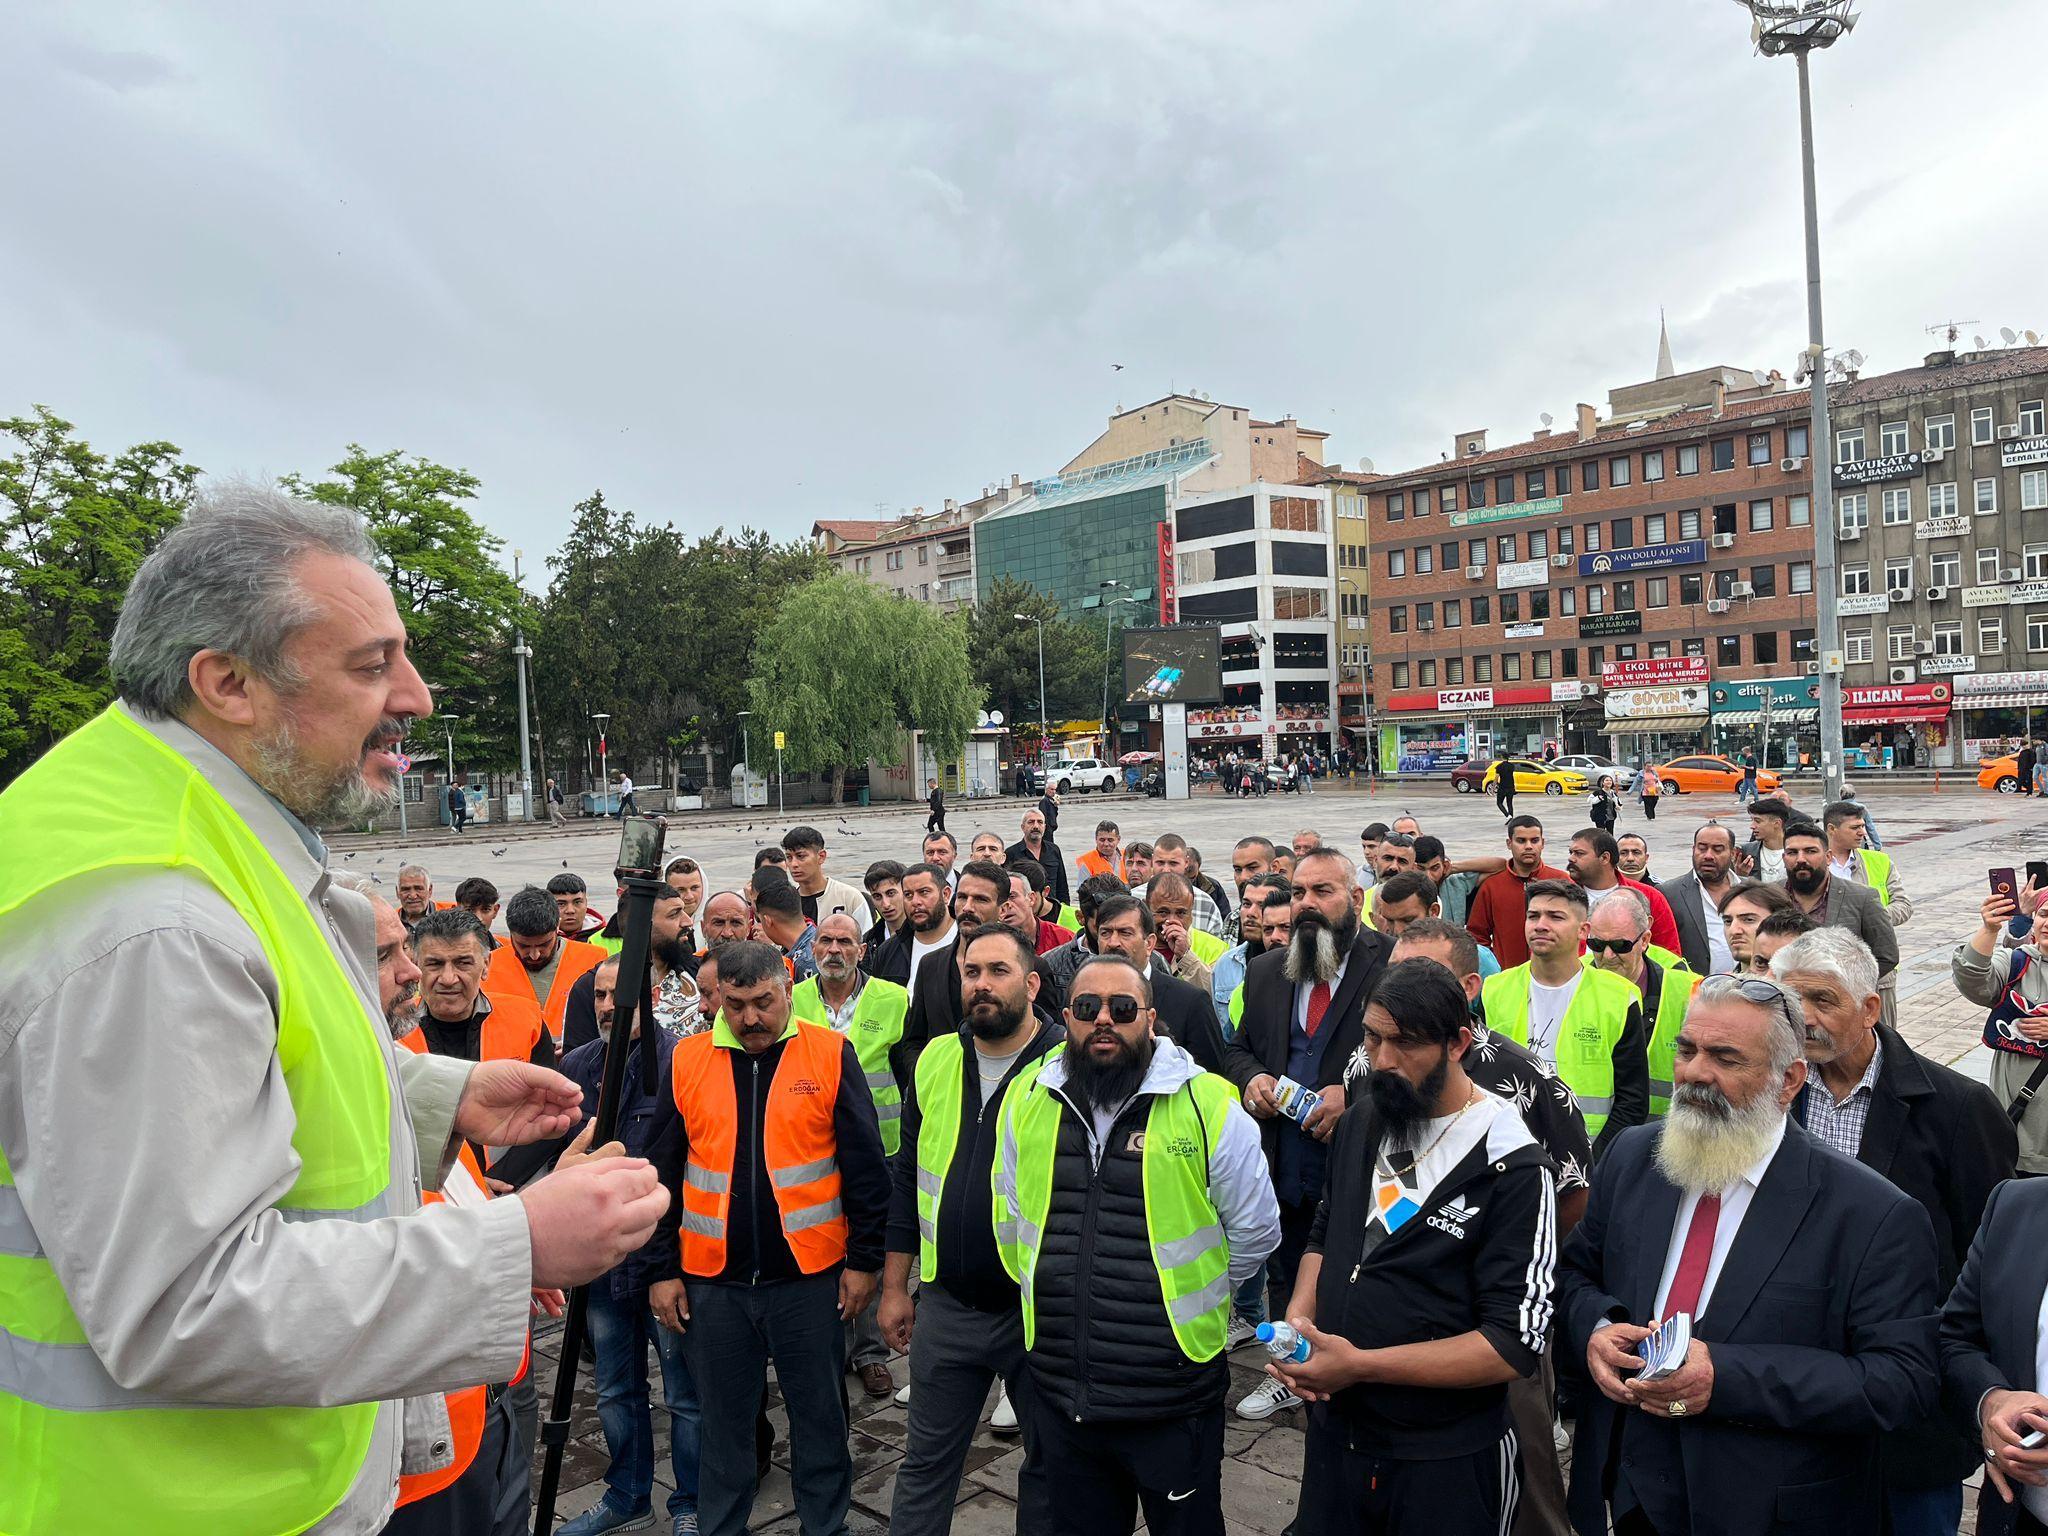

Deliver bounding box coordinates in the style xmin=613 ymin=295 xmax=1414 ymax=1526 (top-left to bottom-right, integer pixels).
xmin=1558 ymin=973 xmax=1941 ymax=1536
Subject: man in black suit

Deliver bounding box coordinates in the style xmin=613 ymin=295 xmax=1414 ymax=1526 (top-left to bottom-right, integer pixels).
xmin=1004 ymin=806 xmax=1068 ymax=909
xmin=1658 ymin=822 xmax=1742 ymax=976
xmin=1089 ymin=892 xmax=1229 ymax=1075
xmin=1223 ymin=848 xmax=1392 ymax=1322
xmin=1939 ymin=1180 xmax=2048 ymax=1536
xmin=1771 ymin=926 xmax=2016 ymax=1534
xmin=1559 ymin=972 xmax=1940 ymax=1536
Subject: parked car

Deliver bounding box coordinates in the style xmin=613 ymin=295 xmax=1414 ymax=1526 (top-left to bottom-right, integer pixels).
xmin=1448 ymin=758 xmax=1494 ymax=794
xmin=1651 ymin=754 xmax=1784 ymax=794
xmin=1979 ymin=755 xmax=2025 ymax=794
xmin=1553 ymin=754 xmax=1623 ymax=779
xmin=1037 ymin=756 xmax=1120 ymax=794
xmin=1481 ymin=761 xmax=1589 ymax=797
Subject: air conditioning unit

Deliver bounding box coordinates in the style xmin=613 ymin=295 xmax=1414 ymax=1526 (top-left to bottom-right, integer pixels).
xmin=1805 ymin=661 xmax=1821 ymax=675
xmin=1889 ymin=666 xmax=1916 ymax=684
xmin=1729 ymin=581 xmax=1756 ymax=598
xmin=1418 ymin=619 xmax=1435 ymax=632
xmin=1887 ymin=588 xmax=1912 ymax=602
xmin=1710 ymin=532 xmax=1737 ymax=549
xmin=1840 ymin=525 xmax=1864 ymax=540
xmin=1922 ymin=447 xmax=1947 ymax=463
xmin=1926 ymin=585 xmax=1949 ymax=600
xmin=1914 ymin=639 xmax=1936 ymax=656
xmin=1706 ymin=598 xmax=1732 ymax=614
xmin=1464 ymin=565 xmax=1485 ymax=580
xmin=1550 ymin=553 xmax=1573 ymax=568
xmin=1780 ymin=456 xmax=1807 ymax=472
xmin=2003 ymin=567 xmax=2025 ymax=583
xmin=2002 ymin=425 xmax=2024 ymax=440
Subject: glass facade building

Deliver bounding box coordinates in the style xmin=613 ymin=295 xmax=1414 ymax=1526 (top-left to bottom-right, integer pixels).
xmin=973 ymin=484 xmax=1167 ymax=622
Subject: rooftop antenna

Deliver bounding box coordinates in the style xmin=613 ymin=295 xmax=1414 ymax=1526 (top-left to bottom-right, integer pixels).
xmin=1925 ymin=320 xmax=1976 ymax=347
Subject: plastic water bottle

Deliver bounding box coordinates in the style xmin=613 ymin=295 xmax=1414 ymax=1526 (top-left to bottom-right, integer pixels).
xmin=1256 ymin=1321 xmax=1311 ymax=1363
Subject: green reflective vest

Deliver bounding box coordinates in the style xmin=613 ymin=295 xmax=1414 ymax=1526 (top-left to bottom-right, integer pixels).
xmin=1186 ymin=927 xmax=1228 ymax=968
xmin=910 ymin=1034 xmax=1042 ymax=1282
xmin=0 ymin=707 xmax=394 ymax=1535
xmin=791 ymin=975 xmax=909 ymax=1154
xmin=1056 ymin=904 xmax=1082 ymax=934
xmin=995 ymin=1053 xmax=1236 ymax=1361
xmin=1483 ymin=963 xmax=1641 ymax=1140
xmin=1641 ymin=962 xmax=1703 ymax=1118
xmin=1859 ymin=848 xmax=1895 ymax=908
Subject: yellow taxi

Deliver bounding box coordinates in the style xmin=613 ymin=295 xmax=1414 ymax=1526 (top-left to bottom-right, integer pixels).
xmin=1479 ymin=759 xmax=1589 ymax=797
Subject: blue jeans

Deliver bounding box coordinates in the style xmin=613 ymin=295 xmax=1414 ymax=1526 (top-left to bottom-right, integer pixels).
xmin=586 ymin=1283 xmax=700 ymax=1518
xmin=1886 ymin=1482 xmax=1962 ymax=1536
xmin=1232 ymin=1265 xmax=1268 ymax=1328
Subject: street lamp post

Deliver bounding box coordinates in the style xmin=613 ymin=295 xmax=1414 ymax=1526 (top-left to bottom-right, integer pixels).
xmin=592 ymin=713 xmax=611 ymax=817
xmin=441 ymin=714 xmax=462 ymax=829
xmin=1015 ymin=612 xmax=1048 ymax=761
xmin=736 ymin=711 xmax=753 ymax=808
xmin=1097 ymin=581 xmax=1139 ymax=754
xmin=513 ymin=550 xmax=535 ymax=822
xmin=1736 ymin=0 xmax=1856 ymax=802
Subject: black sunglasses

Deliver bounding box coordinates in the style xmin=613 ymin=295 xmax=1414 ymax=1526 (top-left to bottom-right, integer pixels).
xmin=1070 ymin=993 xmax=1143 ymax=1025
xmin=1584 ymin=935 xmax=1642 ymax=955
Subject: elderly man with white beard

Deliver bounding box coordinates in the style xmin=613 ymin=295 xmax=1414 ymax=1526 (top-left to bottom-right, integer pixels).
xmin=1557 ymin=974 xmax=1940 ymax=1536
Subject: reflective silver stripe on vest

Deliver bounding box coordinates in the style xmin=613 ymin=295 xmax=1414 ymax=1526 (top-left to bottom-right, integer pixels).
xmin=918 ymin=1216 xmax=938 ymax=1244
xmin=877 ymin=1103 xmax=902 ymax=1122
xmin=865 ymin=1070 xmax=896 ymax=1095
xmin=0 ymin=1326 xmax=192 ymax=1414
xmin=783 ymin=1197 xmax=845 ymax=1232
xmin=684 ymin=1163 xmax=731 ymax=1193
xmin=275 ymin=1188 xmax=398 ymax=1224
xmin=1576 ymin=1094 xmax=1615 ymax=1115
xmin=994 ymin=1219 xmax=1019 ymax=1247
xmin=1166 ymin=1272 xmax=1233 ymax=1324
xmin=1154 ymin=1225 xmax=1225 ymax=1271
xmin=0 ymin=1184 xmax=43 ymax=1258
xmin=916 ymin=1167 xmax=944 ymax=1199
xmin=1649 ymin=1079 xmax=1674 ymax=1099
xmin=680 ymin=1210 xmax=724 ymax=1238
xmin=1014 ymin=1216 xmax=1042 ymax=1251
xmin=772 ymin=1156 xmax=839 ymax=1189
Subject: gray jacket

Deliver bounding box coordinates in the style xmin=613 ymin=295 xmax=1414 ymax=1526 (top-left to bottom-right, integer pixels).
xmin=1798 ymin=875 xmax=1900 ymax=980
xmin=0 ymin=708 xmax=534 ymax=1535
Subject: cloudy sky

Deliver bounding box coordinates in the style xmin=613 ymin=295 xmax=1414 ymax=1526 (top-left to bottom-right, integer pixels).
xmin=7 ymin=2 xmax=2045 ymax=582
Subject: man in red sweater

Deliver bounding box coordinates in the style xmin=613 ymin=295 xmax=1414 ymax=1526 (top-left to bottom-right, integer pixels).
xmin=1565 ymin=826 xmax=1684 ymax=958
xmin=1466 ymin=815 xmax=1565 ymax=969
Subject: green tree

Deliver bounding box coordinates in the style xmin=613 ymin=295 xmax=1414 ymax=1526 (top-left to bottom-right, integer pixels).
xmin=282 ymin=447 xmax=523 ymax=763
xmin=748 ymin=573 xmax=980 ymax=802
xmin=0 ymin=407 xmax=198 ymax=784
xmin=966 ymin=576 xmax=1109 ymax=747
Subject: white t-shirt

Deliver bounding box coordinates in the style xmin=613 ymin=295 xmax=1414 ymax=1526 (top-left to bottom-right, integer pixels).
xmin=1700 ymin=885 xmax=1735 ymax=974
xmin=1370 ymin=1090 xmax=1512 ymax=1234
xmin=908 ymin=929 xmax=952 ymax=999
xmin=1526 ymin=972 xmax=1583 ymax=1065
xmin=1755 ymin=845 xmax=1786 ymax=885
xmin=618 ymin=775 xmax=634 ymax=796
xmin=1584 ymin=884 xmax=1625 ymax=915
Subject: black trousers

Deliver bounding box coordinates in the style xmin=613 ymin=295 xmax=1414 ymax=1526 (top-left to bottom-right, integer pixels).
xmin=1496 ymin=784 xmax=1516 ymax=817
xmin=385 ymin=1392 xmax=523 ymax=1536
xmin=1025 ymin=1394 xmax=1227 ymax=1536
xmin=1267 ymin=1194 xmax=1322 ymax=1316
xmin=1297 ymin=1411 xmax=1518 ymax=1536
xmin=926 ymin=805 xmax=946 ymax=833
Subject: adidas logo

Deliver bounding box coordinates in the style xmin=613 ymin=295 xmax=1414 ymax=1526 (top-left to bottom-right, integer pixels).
xmin=1426 ymin=1193 xmax=1480 ymax=1239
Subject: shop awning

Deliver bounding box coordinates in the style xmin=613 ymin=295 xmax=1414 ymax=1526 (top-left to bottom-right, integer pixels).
xmin=1607 ymin=713 xmax=1709 ymax=730
xmin=1844 ymin=704 xmax=1950 ymax=725
xmin=1713 ymin=707 xmax=1820 ymax=726
xmin=1389 ymin=707 xmax=1564 ymax=726
xmin=1956 ymin=691 xmax=2048 ymax=709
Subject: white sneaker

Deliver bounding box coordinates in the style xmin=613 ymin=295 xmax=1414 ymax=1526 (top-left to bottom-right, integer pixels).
xmin=990 ymin=1385 xmax=1019 ymax=1434
xmin=1552 ymin=1417 xmax=1570 ymax=1455
xmin=1234 ymin=1376 xmax=1301 ymax=1421
xmin=893 ymin=1381 xmax=912 ymax=1406
xmin=1224 ymin=1315 xmax=1260 ymax=1352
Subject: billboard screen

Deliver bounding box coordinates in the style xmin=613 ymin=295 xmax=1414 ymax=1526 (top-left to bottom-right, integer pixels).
xmin=1121 ymin=625 xmax=1224 ymax=706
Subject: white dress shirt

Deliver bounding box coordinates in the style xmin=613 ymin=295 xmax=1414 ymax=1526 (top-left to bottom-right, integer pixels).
xmin=1294 ymin=954 xmax=1351 ymax=1034
xmin=1651 ymin=1115 xmax=1788 ymax=1322
xmin=1699 ymin=884 xmax=1735 ymax=974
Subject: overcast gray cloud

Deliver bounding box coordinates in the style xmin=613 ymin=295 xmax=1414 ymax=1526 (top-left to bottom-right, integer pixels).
xmin=5 ymin=1 xmax=2044 ymax=577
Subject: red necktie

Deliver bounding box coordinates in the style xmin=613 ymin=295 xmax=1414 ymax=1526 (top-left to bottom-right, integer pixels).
xmin=1304 ymin=980 xmax=1332 ymax=1038
xmin=1662 ymin=1193 xmax=1722 ymax=1319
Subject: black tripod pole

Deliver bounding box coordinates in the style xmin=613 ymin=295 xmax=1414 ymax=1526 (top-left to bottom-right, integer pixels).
xmin=532 ymin=866 xmax=668 ymax=1536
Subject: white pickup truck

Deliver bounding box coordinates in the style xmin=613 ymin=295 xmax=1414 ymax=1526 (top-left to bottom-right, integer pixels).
xmin=1034 ymin=756 xmax=1121 ymax=794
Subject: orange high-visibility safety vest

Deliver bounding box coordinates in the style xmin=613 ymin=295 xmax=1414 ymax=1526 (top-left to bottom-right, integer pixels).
xmin=670 ymin=1016 xmax=848 ymax=1276
xmin=483 ymin=936 xmax=605 ymax=1042
xmin=1077 ymin=849 xmax=1126 ymax=884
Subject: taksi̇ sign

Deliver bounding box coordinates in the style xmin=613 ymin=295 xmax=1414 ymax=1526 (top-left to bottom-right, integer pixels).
xmin=1602 ymin=656 xmax=1709 ymax=688
xmin=1577 ymin=540 xmax=1706 ymax=577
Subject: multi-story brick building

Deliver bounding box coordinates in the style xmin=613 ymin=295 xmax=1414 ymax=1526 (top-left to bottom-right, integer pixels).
xmin=815 ymin=477 xmax=1030 ymax=612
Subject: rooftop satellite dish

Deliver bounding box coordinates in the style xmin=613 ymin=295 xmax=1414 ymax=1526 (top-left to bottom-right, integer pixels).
xmin=987 ymin=709 xmax=1004 ymax=726
xmin=2003 ymin=327 xmax=2019 ymax=346
xmin=2029 ymin=331 xmax=2042 ymax=346
xmin=1751 ymin=368 xmax=1773 ymax=388
xmin=1358 ymin=457 xmax=1375 ymax=474
xmin=1539 ymin=412 xmax=1554 ymax=428
xmin=1974 ymin=335 xmax=1988 ymax=350
xmin=1845 ymin=349 xmax=1865 ymax=370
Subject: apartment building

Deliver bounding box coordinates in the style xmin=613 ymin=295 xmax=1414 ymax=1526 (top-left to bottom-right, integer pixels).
xmin=815 ymin=477 xmax=1029 ymax=611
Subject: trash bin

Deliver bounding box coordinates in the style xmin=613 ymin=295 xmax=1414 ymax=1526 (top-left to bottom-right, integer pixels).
xmin=857 ymin=787 xmax=871 ymax=807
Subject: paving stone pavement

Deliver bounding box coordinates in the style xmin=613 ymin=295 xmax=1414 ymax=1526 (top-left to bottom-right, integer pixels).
xmin=507 ymin=780 xmax=2048 ymax=1533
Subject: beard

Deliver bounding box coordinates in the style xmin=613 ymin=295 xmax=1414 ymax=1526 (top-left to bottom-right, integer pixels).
xmin=966 ymin=988 xmax=1029 ymax=1041
xmin=911 ymin=905 xmax=948 ymax=935
xmin=1068 ymin=1028 xmax=1152 ymax=1110
xmin=1656 ymin=1081 xmax=1786 ymax=1195
xmin=251 ymin=710 xmax=412 ymax=826
xmin=1785 ymin=863 xmax=1826 ymax=896
xmin=1285 ymin=905 xmax=1357 ymax=985
xmin=1367 ymin=1047 xmax=1451 ymax=1152
xmin=653 ymin=935 xmax=694 ymax=972
xmin=384 ymin=993 xmax=422 ymax=1041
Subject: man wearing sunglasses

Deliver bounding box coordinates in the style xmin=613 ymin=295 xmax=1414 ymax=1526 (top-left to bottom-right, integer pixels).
xmin=1586 ymin=891 xmax=1701 ymax=1122
xmin=1481 ymin=879 xmax=1647 ymax=1160
xmin=996 ymin=954 xmax=1279 ymax=1536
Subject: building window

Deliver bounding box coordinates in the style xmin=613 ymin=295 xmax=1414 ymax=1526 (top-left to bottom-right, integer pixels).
xmin=1649 ymin=640 xmax=1672 ymax=659
xmin=1387 ymin=492 xmax=1405 ymax=521
xmin=1677 ymin=444 xmax=1701 ymax=476
xmin=1444 ymin=599 xmax=1462 ymax=628
xmin=1561 ymin=650 xmax=1579 ymax=677
xmin=1581 ymin=460 xmax=1600 ymax=492
xmin=1884 ymin=558 xmax=1913 ymax=593
xmin=1644 ymin=450 xmax=1666 ymax=483
xmin=1491 ymin=473 xmax=1514 ymax=504
xmin=1646 ymin=513 xmax=1668 ymax=543
xmin=1929 ymin=482 xmax=1960 ymax=518
xmin=1468 ymin=538 xmax=1487 ymax=566
xmin=1502 ymin=654 xmax=1522 ymax=681
xmin=1712 ymin=438 xmax=1736 ymax=472
xmin=886 ymin=550 xmax=903 ymax=570
xmin=1713 ymin=503 xmax=1738 ymax=537
xmin=1978 ymin=478 xmax=2000 ymax=515
xmin=1474 ymin=656 xmax=1493 ymax=682
xmin=1882 ymin=487 xmax=1912 ymax=526
xmin=1842 ymin=563 xmax=1871 ymax=595
xmin=1750 ymin=564 xmax=1777 ymax=598
xmin=1713 ymin=569 xmax=1735 ymax=600
xmin=1388 ymin=606 xmax=1407 ymax=633
xmin=1557 ymin=526 xmax=1575 ymax=555
xmin=1468 ymin=480 xmax=1487 ymax=509
xmin=1500 ymin=593 xmax=1521 ymax=622
xmin=918 ymin=545 xmax=929 ymax=565
xmin=1927 ymin=415 xmax=1957 ymax=453
xmin=1839 ymin=493 xmax=1868 ymax=535
xmin=1391 ymin=661 xmax=1409 ymax=688
xmin=1529 ymin=529 xmax=1550 ymax=559
xmin=1845 ymin=629 xmax=1872 ymax=664
xmin=1589 ymin=647 xmax=1606 ymax=671
xmin=2030 ymin=615 xmax=2048 ymax=654
xmin=1472 ymin=595 xmax=1492 ymax=625
xmin=1681 ymin=572 xmax=1704 ymax=605
xmin=1447 ymin=658 xmax=1464 ymax=684
xmin=1587 ymin=584 xmax=1605 ymax=614
xmin=1610 ymin=517 xmax=1634 ymax=550
xmin=2019 ymin=400 xmax=2048 ymax=435
xmin=1717 ymin=635 xmax=1741 ymax=667
xmin=1930 ymin=550 xmax=1962 ymax=586
xmin=1880 ymin=421 xmax=1909 ymax=456
xmin=1559 ymin=587 xmax=1577 ymax=616
xmin=1614 ymin=580 xmax=1636 ymax=611
xmin=1583 ymin=522 xmax=1602 ymax=553
xmin=1526 ymin=469 xmax=1547 ymax=499
xmin=1787 ymin=425 xmax=1810 ymax=459
xmin=1497 ymin=534 xmax=1518 ymax=562
xmin=1979 ymin=548 xmax=2008 ymax=583
xmin=1609 ymin=456 xmax=1633 ymax=488
xmin=1417 ymin=601 xmax=1436 ymax=629
xmin=1887 ymin=625 xmax=1914 ymax=662
xmin=2027 ymin=544 xmax=2048 ymax=581
xmin=2024 ymin=470 xmax=2048 ymax=511
xmin=1981 ymin=615 xmax=2006 ymax=653
xmin=1679 ymin=508 xmax=1702 ymax=539
xmin=1749 ymin=499 xmax=1774 ymax=532
xmin=1789 ymin=494 xmax=1812 ymax=527
xmin=1441 ymin=541 xmax=1459 ymax=572
xmin=1647 ymin=576 xmax=1669 ymax=607
xmin=1790 ymin=560 xmax=1813 ymax=594
xmin=1416 ymin=546 xmax=1435 ymax=574
xmin=1532 ymin=651 xmax=1553 ymax=678
xmin=1753 ymin=631 xmax=1779 ymax=663
xmin=1933 ymin=620 xmax=1965 ymax=655
xmin=1837 ymin=428 xmax=1866 ymax=463
xmin=1389 ymin=549 xmax=1407 ymax=577
xmin=1419 ymin=659 xmax=1437 ymax=686
xmin=1748 ymin=432 xmax=1773 ymax=466
xmin=1440 ymin=486 xmax=1458 ymax=513
xmin=1973 ymin=407 xmax=1997 ymax=445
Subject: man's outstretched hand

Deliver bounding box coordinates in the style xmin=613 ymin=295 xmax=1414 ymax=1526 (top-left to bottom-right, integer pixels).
xmin=456 ymin=1061 xmax=583 ymax=1146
